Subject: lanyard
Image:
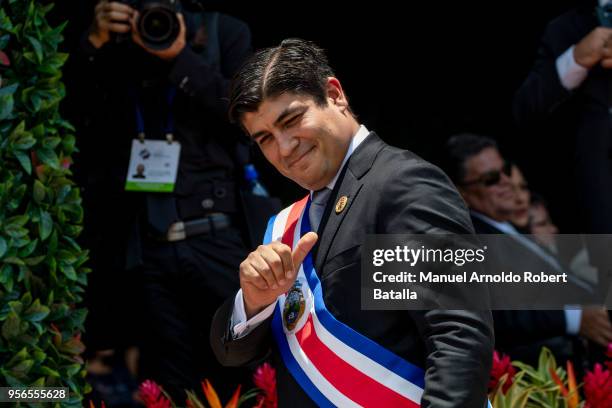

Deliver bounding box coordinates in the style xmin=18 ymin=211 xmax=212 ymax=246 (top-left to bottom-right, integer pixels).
xmin=133 ymin=86 xmax=177 ymax=143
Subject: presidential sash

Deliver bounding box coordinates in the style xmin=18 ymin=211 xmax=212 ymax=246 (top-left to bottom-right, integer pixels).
xmin=265 ymin=196 xmax=426 ymax=407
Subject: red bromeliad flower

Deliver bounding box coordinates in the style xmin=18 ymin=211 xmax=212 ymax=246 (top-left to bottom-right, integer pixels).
xmin=488 ymin=351 xmax=516 ymax=394
xmin=606 ymin=343 xmax=612 ymax=372
xmin=584 ymin=363 xmax=612 ymax=408
xmin=139 ymin=380 xmax=171 ymax=408
xmin=253 ymin=362 xmax=277 ymax=408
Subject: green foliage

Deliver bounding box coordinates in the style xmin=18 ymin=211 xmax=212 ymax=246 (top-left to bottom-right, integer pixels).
xmin=491 ymin=348 xmax=584 ymax=408
xmin=0 ymin=1 xmax=90 ymax=405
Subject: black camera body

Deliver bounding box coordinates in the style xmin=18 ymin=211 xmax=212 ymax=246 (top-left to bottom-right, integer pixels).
xmin=121 ymin=0 xmax=181 ymax=50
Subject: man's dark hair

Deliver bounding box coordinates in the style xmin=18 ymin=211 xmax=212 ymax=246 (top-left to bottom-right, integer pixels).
xmin=442 ymin=133 xmax=499 ymax=184
xmin=530 ymin=191 xmax=548 ymax=208
xmin=228 ymin=38 xmax=336 ymax=125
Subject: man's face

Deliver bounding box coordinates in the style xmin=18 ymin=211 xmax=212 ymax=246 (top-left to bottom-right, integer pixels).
xmin=509 ymin=165 xmax=530 ymax=228
xmin=459 ymin=147 xmax=516 ymax=221
xmin=242 ymin=80 xmax=356 ymax=191
xmin=529 ymin=203 xmax=558 ymax=248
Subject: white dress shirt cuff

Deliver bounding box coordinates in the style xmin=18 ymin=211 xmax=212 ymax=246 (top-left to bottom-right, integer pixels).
xmin=555 ymin=45 xmax=589 ymax=90
xmin=230 ymin=289 xmax=277 ymax=339
xmin=564 ymin=307 xmax=582 ymax=335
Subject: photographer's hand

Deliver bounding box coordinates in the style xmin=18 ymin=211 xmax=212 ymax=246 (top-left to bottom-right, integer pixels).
xmin=573 ymin=27 xmax=612 ymax=69
xmin=89 ymin=1 xmax=135 ymax=49
xmin=130 ymin=12 xmax=187 ymax=61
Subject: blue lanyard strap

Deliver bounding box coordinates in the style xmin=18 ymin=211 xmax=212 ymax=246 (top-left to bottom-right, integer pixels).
xmin=132 ymin=86 xmax=177 ymax=139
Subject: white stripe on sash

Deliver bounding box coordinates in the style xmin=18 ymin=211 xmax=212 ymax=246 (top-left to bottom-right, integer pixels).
xmin=310 ymin=311 xmax=424 ymax=403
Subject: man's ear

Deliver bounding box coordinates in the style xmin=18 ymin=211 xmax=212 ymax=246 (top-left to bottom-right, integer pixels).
xmin=326 ymin=77 xmax=349 ymax=109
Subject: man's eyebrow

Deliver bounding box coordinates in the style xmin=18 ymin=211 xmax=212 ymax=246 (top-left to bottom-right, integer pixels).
xmin=274 ymin=105 xmax=306 ymax=126
xmin=250 ymin=106 xmax=307 ymax=141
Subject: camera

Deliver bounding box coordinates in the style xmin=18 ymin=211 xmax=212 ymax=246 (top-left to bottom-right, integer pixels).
xmin=121 ymin=0 xmax=181 ymax=50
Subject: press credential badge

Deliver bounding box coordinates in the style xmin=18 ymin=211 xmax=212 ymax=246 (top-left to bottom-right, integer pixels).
xmin=125 ymin=139 xmax=181 ymax=192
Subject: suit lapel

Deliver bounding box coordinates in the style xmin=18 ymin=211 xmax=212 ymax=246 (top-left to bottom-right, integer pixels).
xmin=314 ymin=132 xmax=386 ymax=270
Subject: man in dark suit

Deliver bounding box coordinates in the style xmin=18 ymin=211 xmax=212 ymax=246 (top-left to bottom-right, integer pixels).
xmin=513 ymin=1 xmax=612 ymax=235
xmin=442 ymin=133 xmax=612 ymax=364
xmin=209 ymin=39 xmax=494 ymax=407
xmin=513 ymin=4 xmax=612 ymax=362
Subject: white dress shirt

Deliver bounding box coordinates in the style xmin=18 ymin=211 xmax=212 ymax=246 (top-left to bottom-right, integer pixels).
xmin=556 ymin=45 xmax=589 ymax=90
xmin=230 ymin=125 xmax=370 ymax=338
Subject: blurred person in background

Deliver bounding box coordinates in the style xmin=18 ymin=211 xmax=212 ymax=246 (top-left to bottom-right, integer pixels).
xmin=66 ymin=0 xmax=257 ymax=403
xmin=443 ymin=133 xmax=611 ymax=366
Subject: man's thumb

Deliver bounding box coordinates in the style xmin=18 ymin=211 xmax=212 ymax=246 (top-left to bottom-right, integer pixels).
xmin=292 ymin=232 xmax=318 ymax=268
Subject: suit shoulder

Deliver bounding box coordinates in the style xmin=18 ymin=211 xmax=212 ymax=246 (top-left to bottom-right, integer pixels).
xmin=375 ymin=144 xmax=451 ymax=184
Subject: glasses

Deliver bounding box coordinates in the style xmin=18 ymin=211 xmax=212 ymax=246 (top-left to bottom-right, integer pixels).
xmin=461 ymin=162 xmax=512 ymax=187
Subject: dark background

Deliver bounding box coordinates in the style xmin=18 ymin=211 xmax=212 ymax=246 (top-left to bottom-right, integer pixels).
xmin=50 ymin=0 xmax=591 ymax=231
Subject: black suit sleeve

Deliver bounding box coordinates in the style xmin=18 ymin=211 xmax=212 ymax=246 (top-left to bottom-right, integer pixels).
xmin=168 ymin=14 xmax=252 ymax=117
xmin=380 ymin=158 xmax=494 ymax=408
xmin=513 ymin=11 xmax=595 ymax=127
xmin=209 ymin=294 xmax=273 ymax=368
xmin=513 ymin=26 xmax=572 ymax=126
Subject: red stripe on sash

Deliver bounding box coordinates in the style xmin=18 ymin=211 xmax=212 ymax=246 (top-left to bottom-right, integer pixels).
xmin=296 ymin=316 xmax=419 ymax=407
xmin=281 ymin=196 xmax=309 ymax=248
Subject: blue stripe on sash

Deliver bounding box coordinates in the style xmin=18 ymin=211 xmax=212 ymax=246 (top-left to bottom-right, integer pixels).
xmin=264 ymin=214 xmax=335 ymax=407
xmin=299 ymin=200 xmax=426 ymax=389
xmin=263 ymin=214 xmax=277 ymax=245
xmin=272 ymin=308 xmax=335 ymax=408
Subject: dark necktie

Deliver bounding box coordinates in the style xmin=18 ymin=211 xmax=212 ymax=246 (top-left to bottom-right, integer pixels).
xmin=308 ymin=188 xmax=331 ymax=232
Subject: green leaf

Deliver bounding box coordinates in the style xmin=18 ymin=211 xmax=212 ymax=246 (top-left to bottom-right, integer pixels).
xmin=17 ymin=265 xmax=27 ymax=283
xmin=0 ymin=83 xmax=18 ymax=98
xmin=33 ymin=180 xmax=46 ymax=203
xmin=48 ymin=230 xmax=58 ymax=254
xmin=24 ymin=300 xmax=50 ymax=322
xmin=60 ymin=265 xmax=76 ymax=281
xmin=24 ymin=255 xmax=45 ymax=266
xmin=11 ymin=359 xmax=34 ymax=378
xmin=0 ymin=263 xmax=13 ymax=290
xmin=68 ymin=309 xmax=87 ymax=330
xmin=39 ymin=366 xmax=60 ymax=378
xmin=3 ymin=257 xmax=24 ymax=266
xmin=61 ymin=134 xmax=76 ymax=154
xmin=6 ymin=347 xmax=28 ymax=367
xmin=42 ymin=137 xmax=61 ymax=150
xmin=30 ymin=377 xmax=46 ymax=387
xmin=13 ymin=134 xmax=36 ymax=150
xmin=6 ymin=215 xmax=29 ymax=228
xmin=0 ymin=93 xmax=14 ymax=121
xmin=2 ymin=312 xmax=20 ymax=339
xmin=39 ymin=210 xmax=53 ymax=240
xmin=36 ymin=148 xmax=60 ymax=169
xmin=0 ymin=34 xmax=10 ymax=50
xmin=4 ymin=226 xmax=28 ymax=239
xmin=64 ymin=364 xmax=81 ymax=377
xmin=26 ymin=35 xmax=43 ymax=63
xmin=31 ymin=123 xmax=45 ymax=138
xmin=13 ymin=150 xmax=32 ymax=174
xmin=0 ymin=237 xmax=7 ymax=258
xmin=18 ymin=238 xmax=38 ymax=257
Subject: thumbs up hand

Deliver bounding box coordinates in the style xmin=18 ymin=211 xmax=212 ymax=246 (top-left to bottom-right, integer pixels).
xmin=240 ymin=232 xmax=318 ymax=318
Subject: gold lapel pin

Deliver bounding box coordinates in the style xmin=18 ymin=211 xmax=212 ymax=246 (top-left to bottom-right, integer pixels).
xmin=335 ymin=196 xmax=348 ymax=214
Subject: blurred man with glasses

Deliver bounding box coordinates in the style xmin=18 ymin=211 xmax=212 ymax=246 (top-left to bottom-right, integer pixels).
xmin=442 ymin=133 xmax=611 ymax=366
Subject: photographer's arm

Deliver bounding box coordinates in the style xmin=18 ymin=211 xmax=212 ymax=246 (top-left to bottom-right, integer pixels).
xmin=130 ymin=12 xmax=251 ymax=116
xmin=166 ymin=14 xmax=252 ymax=116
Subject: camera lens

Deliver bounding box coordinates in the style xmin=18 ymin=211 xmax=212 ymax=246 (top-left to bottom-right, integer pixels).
xmin=137 ymin=1 xmax=180 ymax=50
